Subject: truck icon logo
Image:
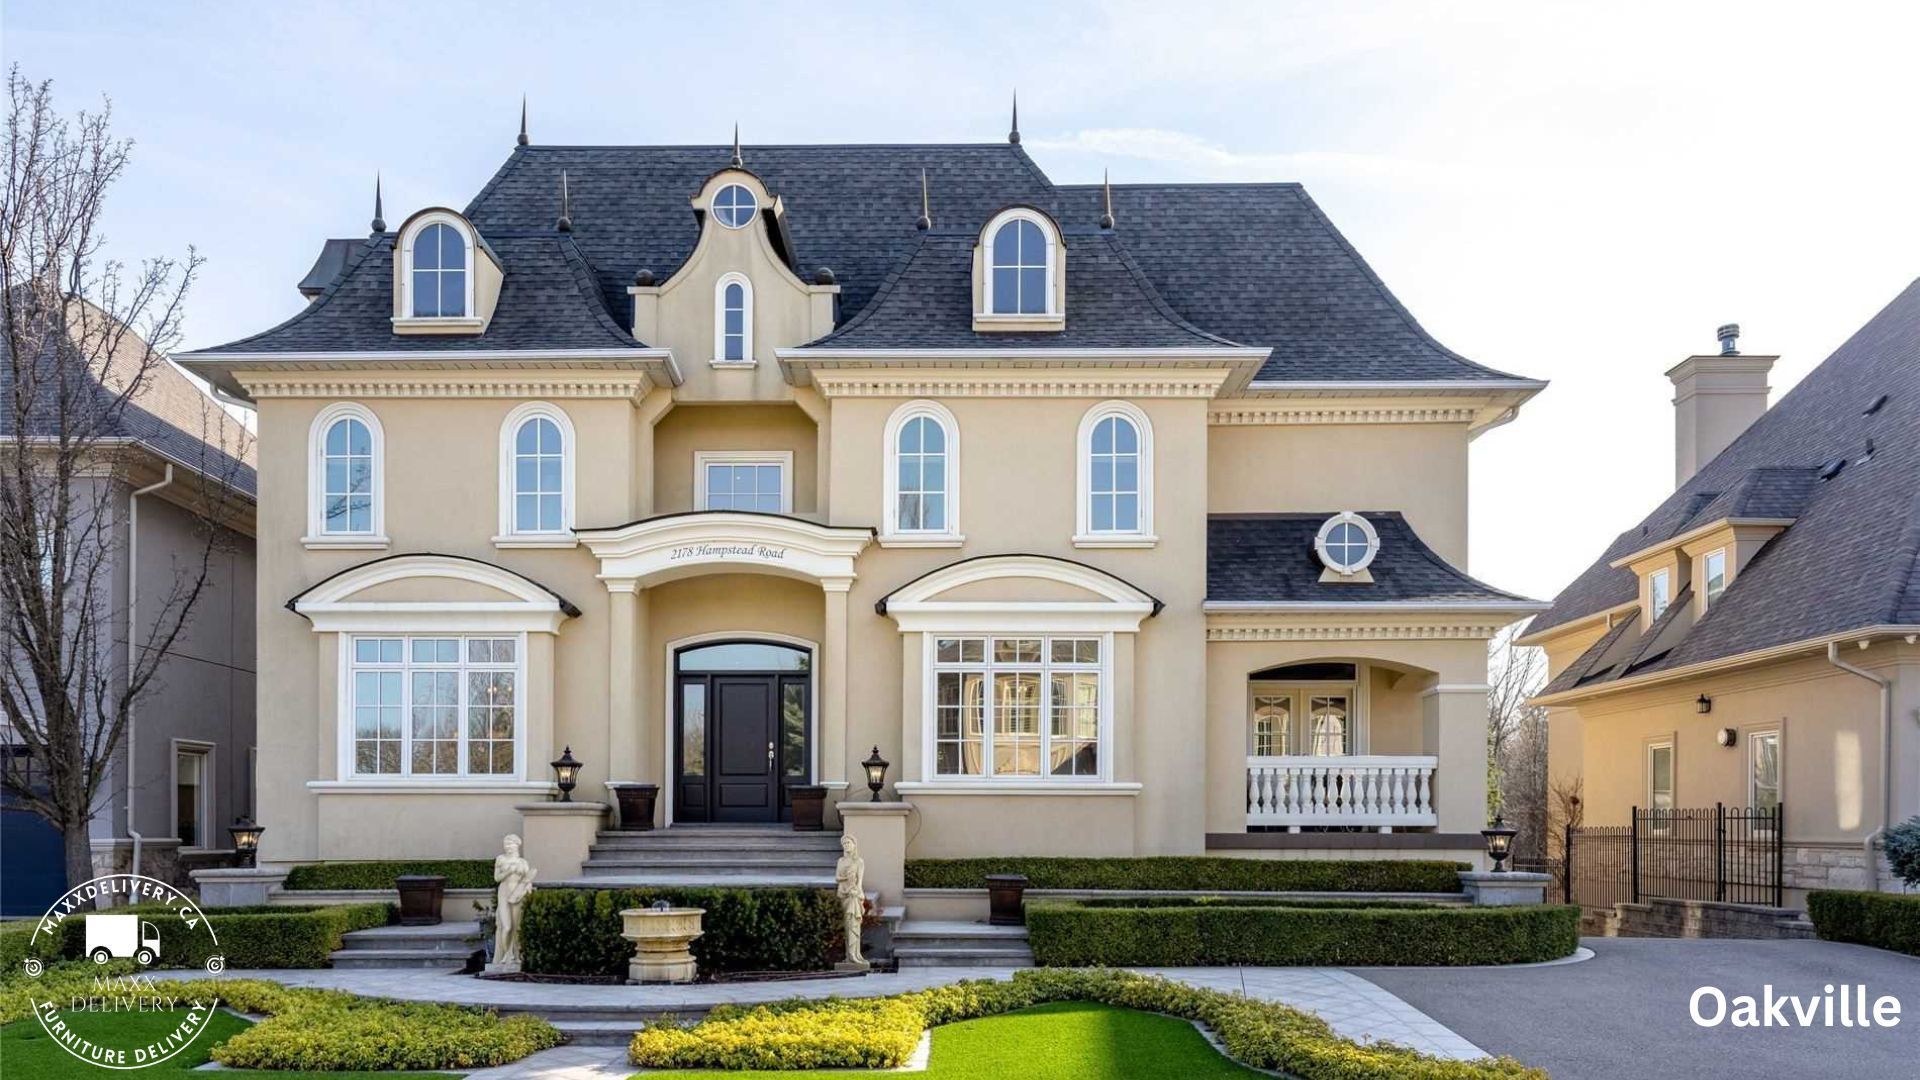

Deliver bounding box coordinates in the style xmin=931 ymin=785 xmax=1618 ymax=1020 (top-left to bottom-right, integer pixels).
xmin=84 ymin=914 xmax=162 ymax=966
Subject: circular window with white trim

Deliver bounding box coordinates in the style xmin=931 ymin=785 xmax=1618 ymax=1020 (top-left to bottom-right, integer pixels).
xmin=1314 ymin=512 xmax=1380 ymax=575
xmin=712 ymin=183 xmax=758 ymax=229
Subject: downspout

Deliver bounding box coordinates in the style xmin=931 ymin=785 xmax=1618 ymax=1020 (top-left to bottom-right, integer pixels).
xmin=126 ymin=465 xmax=174 ymax=878
xmin=1824 ymin=640 xmax=1892 ymax=869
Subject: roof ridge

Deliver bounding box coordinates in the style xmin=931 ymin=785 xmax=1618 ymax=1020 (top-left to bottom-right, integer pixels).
xmin=1389 ymin=513 xmax=1536 ymax=603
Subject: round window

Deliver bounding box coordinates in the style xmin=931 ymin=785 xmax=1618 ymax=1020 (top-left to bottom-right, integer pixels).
xmin=1313 ymin=512 xmax=1380 ymax=575
xmin=712 ymin=184 xmax=757 ymax=229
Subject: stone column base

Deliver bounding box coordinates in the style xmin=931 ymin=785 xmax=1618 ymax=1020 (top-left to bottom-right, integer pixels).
xmin=515 ymin=801 xmax=609 ymax=881
xmin=191 ymin=867 xmax=289 ymax=908
xmin=1459 ymin=871 xmax=1551 ymax=906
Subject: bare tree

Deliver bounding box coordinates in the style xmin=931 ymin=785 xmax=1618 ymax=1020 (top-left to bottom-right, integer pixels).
xmin=0 ymin=69 xmax=245 ymax=890
xmin=1487 ymin=625 xmax=1549 ymax=865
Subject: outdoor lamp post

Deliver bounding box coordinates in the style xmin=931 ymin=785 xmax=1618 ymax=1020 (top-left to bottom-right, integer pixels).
xmin=228 ymin=815 xmax=263 ymax=868
xmin=1481 ymin=813 xmax=1517 ymax=873
xmin=862 ymin=746 xmax=889 ymax=802
xmin=551 ymin=746 xmax=581 ymax=802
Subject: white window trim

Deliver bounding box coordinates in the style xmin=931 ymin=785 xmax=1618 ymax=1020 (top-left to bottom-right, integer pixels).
xmin=1074 ymin=400 xmax=1155 ymax=547
xmin=921 ymin=632 xmax=1113 ymax=785
xmin=694 ymin=450 xmax=793 ymax=514
xmin=1701 ymin=548 xmax=1728 ymax=612
xmin=1649 ymin=568 xmax=1672 ymax=621
xmin=1247 ymin=669 xmax=1371 ymax=756
xmin=394 ymin=211 xmax=479 ymax=327
xmin=1646 ymin=738 xmax=1676 ymax=827
xmin=170 ymin=739 xmax=216 ymax=851
xmin=1314 ymin=512 xmax=1381 ymax=576
xmin=1748 ymin=728 xmax=1782 ymax=815
xmin=711 ymin=273 xmax=755 ymax=367
xmin=495 ymin=401 xmax=577 ymax=548
xmin=305 ymin=402 xmax=388 ymax=549
xmin=980 ymin=207 xmax=1060 ymax=319
xmin=880 ymin=400 xmax=962 ymax=547
xmin=712 ymin=184 xmax=758 ymax=230
xmin=337 ymin=632 xmax=528 ymax=784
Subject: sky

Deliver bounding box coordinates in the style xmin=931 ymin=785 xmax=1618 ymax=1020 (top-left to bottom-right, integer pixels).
xmin=6 ymin=0 xmax=1919 ymax=604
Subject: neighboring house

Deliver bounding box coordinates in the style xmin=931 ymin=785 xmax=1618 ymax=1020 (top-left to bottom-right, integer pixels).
xmin=0 ymin=314 xmax=258 ymax=913
xmin=176 ymin=120 xmax=1544 ymax=877
xmin=1523 ymin=303 xmax=1920 ymax=902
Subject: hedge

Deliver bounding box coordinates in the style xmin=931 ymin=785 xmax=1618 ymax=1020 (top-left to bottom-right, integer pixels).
xmin=904 ymin=856 xmax=1467 ymax=892
xmin=282 ymin=859 xmax=495 ymax=891
xmin=1026 ymin=899 xmax=1580 ymax=966
xmin=520 ymin=887 xmax=839 ymax=976
xmin=630 ymin=968 xmax=1545 ymax=1079
xmin=1807 ymin=890 xmax=1920 ymax=957
xmin=1 ymin=903 xmax=391 ymax=969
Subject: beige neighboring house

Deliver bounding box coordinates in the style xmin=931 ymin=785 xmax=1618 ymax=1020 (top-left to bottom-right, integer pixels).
xmin=176 ymin=119 xmax=1545 ymax=887
xmin=1524 ymin=303 xmax=1920 ymax=903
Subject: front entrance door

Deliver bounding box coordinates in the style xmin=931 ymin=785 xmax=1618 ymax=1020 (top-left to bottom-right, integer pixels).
xmin=673 ymin=641 xmax=811 ymax=824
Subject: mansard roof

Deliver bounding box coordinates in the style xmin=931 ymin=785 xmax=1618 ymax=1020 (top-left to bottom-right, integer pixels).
xmin=1207 ymin=512 xmax=1535 ymax=606
xmin=190 ymin=140 xmax=1526 ymax=384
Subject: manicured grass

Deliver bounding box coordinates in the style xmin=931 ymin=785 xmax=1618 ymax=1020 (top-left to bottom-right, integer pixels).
xmin=637 ymin=1001 xmax=1267 ymax=1079
xmin=0 ymin=1010 xmax=455 ymax=1080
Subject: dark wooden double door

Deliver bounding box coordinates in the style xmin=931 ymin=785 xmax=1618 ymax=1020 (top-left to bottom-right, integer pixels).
xmin=674 ymin=643 xmax=811 ymax=823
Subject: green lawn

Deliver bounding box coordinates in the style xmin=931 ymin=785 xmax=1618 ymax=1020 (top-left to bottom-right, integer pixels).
xmin=0 ymin=1009 xmax=457 ymax=1080
xmin=638 ymin=1001 xmax=1267 ymax=1079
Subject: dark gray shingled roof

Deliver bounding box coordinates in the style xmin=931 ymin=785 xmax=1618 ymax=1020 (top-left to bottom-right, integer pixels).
xmin=192 ymin=141 xmax=1524 ymax=385
xmin=1531 ymin=276 xmax=1920 ymax=687
xmin=1208 ymin=512 xmax=1533 ymax=604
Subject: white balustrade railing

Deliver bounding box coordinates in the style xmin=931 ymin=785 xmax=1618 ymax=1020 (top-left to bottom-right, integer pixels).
xmin=1246 ymin=755 xmax=1438 ymax=829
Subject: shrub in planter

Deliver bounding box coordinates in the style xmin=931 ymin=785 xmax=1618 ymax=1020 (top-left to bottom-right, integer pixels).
xmin=1807 ymin=890 xmax=1920 ymax=957
xmin=520 ymin=887 xmax=839 ymax=977
xmin=1025 ymin=899 xmax=1580 ymax=966
xmin=36 ymin=903 xmax=392 ymax=969
xmin=282 ymin=860 xmax=494 ymax=891
xmin=904 ymin=856 xmax=1467 ymax=893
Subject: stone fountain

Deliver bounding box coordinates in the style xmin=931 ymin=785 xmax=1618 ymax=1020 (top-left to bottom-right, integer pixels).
xmin=618 ymin=900 xmax=705 ymax=984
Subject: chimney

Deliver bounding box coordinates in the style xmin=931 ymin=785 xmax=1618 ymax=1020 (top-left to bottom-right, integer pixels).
xmin=1666 ymin=323 xmax=1775 ymax=486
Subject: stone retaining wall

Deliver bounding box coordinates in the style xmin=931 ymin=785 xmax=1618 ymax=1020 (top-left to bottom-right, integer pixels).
xmin=1600 ymin=897 xmax=1814 ymax=940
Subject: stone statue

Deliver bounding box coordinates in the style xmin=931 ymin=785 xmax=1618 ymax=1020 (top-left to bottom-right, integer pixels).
xmin=834 ymin=833 xmax=868 ymax=970
xmin=488 ymin=833 xmax=536 ymax=973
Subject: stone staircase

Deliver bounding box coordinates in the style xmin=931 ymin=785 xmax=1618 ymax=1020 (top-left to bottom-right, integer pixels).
xmin=568 ymin=824 xmax=842 ymax=888
xmin=330 ymin=921 xmax=480 ymax=970
xmin=891 ymin=920 xmax=1033 ymax=968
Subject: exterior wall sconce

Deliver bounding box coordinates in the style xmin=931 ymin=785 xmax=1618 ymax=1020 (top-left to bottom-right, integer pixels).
xmin=1481 ymin=813 xmax=1517 ymax=873
xmin=862 ymin=746 xmax=890 ymax=802
xmin=1715 ymin=727 xmax=1738 ymax=748
xmin=228 ymin=816 xmax=264 ymax=868
xmin=1696 ymin=694 xmax=1713 ymax=714
xmin=551 ymin=746 xmax=582 ymax=801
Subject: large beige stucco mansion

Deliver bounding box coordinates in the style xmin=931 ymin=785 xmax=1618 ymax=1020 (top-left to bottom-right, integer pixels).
xmin=179 ymin=122 xmax=1546 ymax=873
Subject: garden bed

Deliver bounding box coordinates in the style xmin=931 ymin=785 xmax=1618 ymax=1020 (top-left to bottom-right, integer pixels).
xmin=904 ymin=856 xmax=1467 ymax=892
xmin=519 ymin=886 xmax=841 ymax=977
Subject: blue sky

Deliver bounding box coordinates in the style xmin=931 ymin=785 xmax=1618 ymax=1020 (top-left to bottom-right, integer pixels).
xmin=7 ymin=1 xmax=1919 ymax=601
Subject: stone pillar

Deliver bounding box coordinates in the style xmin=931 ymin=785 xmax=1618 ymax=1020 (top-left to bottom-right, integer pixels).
xmin=191 ymin=867 xmax=289 ymax=908
xmin=1422 ymin=683 xmax=1491 ymax=835
xmin=1459 ymin=871 xmax=1551 ymax=906
xmin=838 ymin=801 xmax=910 ymax=909
xmin=822 ymin=581 xmax=851 ymax=785
xmin=516 ymin=802 xmax=608 ymax=882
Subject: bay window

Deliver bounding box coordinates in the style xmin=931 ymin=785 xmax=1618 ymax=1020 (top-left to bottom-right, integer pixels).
xmin=931 ymin=634 xmax=1106 ymax=780
xmin=349 ymin=634 xmax=521 ymax=779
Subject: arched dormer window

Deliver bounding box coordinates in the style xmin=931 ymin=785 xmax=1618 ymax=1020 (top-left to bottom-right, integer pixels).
xmin=1075 ymin=401 xmax=1154 ymax=547
xmin=400 ymin=213 xmax=475 ymax=319
xmin=979 ymin=207 xmax=1060 ymax=320
xmin=307 ymin=403 xmax=386 ymax=548
xmin=496 ymin=402 xmax=576 ymax=546
xmin=882 ymin=401 xmax=961 ymax=545
xmin=713 ymin=273 xmax=754 ymax=366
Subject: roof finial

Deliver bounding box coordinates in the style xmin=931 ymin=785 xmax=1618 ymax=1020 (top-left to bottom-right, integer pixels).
xmin=518 ymin=96 xmax=529 ymax=146
xmin=916 ymin=168 xmax=932 ymax=231
xmin=556 ymin=169 xmax=573 ymax=232
xmin=731 ymin=124 xmax=743 ymax=168
xmin=370 ymin=173 xmax=386 ymax=234
xmin=1009 ymin=91 xmax=1021 ymax=145
xmin=1099 ymin=169 xmax=1115 ymax=230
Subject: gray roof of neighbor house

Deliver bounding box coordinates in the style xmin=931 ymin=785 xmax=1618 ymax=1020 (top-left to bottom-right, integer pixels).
xmin=1207 ymin=512 xmax=1534 ymax=605
xmin=190 ymin=141 xmax=1525 ymax=383
xmin=1531 ymin=276 xmax=1920 ymax=691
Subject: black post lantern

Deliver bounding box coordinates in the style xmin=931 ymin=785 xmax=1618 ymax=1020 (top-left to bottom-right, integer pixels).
xmin=228 ymin=815 xmax=263 ymax=868
xmin=862 ymin=746 xmax=889 ymax=802
xmin=550 ymin=746 xmax=581 ymax=802
xmin=1481 ymin=813 xmax=1517 ymax=873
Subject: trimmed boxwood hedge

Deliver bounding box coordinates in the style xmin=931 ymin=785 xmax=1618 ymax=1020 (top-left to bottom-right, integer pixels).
xmin=520 ymin=887 xmax=839 ymax=976
xmin=904 ymin=856 xmax=1467 ymax=893
xmin=1026 ymin=898 xmax=1579 ymax=966
xmin=0 ymin=903 xmax=392 ymax=969
xmin=282 ymin=859 xmax=494 ymax=890
xmin=1807 ymin=890 xmax=1920 ymax=956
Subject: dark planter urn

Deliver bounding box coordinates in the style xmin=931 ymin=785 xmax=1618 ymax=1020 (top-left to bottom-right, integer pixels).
xmin=613 ymin=783 xmax=660 ymax=831
xmin=789 ymin=785 xmax=828 ymax=832
xmin=986 ymin=873 xmax=1030 ymax=926
xmin=394 ymin=875 xmax=446 ymax=926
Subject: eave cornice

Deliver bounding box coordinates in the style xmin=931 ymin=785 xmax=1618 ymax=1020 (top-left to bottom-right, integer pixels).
xmin=1205 ymin=603 xmax=1545 ymax=642
xmin=808 ymin=368 xmax=1232 ymax=399
xmin=1530 ymin=625 xmax=1920 ymax=706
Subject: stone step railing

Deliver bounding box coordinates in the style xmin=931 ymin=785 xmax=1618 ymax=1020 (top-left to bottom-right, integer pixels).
xmin=1246 ymin=754 xmax=1439 ymax=830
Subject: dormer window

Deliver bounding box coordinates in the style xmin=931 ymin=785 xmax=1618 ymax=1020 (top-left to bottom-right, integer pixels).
xmin=712 ymin=184 xmax=757 ymax=229
xmin=1314 ymin=512 xmax=1380 ymax=576
xmin=393 ymin=209 xmax=495 ymax=333
xmin=1649 ymin=568 xmax=1672 ymax=620
xmin=408 ymin=221 xmax=469 ymax=318
xmin=712 ymin=273 xmax=754 ymax=366
xmin=975 ymin=207 xmax=1063 ymax=330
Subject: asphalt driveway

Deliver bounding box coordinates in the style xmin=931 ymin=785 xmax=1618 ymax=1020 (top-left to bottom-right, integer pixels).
xmin=1357 ymin=937 xmax=1920 ymax=1080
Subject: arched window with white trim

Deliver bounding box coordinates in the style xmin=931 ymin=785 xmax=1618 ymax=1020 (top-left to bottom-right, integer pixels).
xmin=307 ymin=403 xmax=386 ymax=546
xmin=713 ymin=273 xmax=753 ymax=366
xmin=496 ymin=402 xmax=576 ymax=544
xmin=980 ymin=208 xmax=1059 ymax=317
xmin=400 ymin=213 xmax=475 ymax=320
xmin=1075 ymin=401 xmax=1154 ymax=546
xmin=882 ymin=401 xmax=960 ymax=543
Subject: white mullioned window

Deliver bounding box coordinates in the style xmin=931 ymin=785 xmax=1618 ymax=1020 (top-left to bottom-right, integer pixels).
xmin=497 ymin=402 xmax=575 ymax=541
xmin=713 ymin=273 xmax=754 ymax=365
xmin=307 ymin=402 xmax=385 ymax=544
xmin=348 ymin=634 xmax=521 ymax=779
xmin=1647 ymin=740 xmax=1675 ymax=827
xmin=930 ymin=634 xmax=1106 ymax=780
xmin=695 ymin=450 xmax=792 ymax=513
xmin=882 ymin=400 xmax=960 ymax=541
xmin=400 ymin=213 xmax=475 ymax=320
xmin=1749 ymin=730 xmax=1780 ymax=815
xmin=981 ymin=207 xmax=1059 ymax=317
xmin=1075 ymin=401 xmax=1154 ymax=544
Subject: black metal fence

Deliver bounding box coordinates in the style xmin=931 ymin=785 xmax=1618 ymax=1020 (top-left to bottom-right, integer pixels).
xmin=1565 ymin=803 xmax=1782 ymax=909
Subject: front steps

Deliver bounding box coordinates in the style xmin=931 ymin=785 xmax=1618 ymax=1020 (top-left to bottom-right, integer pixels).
xmin=330 ymin=921 xmax=479 ymax=970
xmin=891 ymin=920 xmax=1033 ymax=968
xmin=569 ymin=824 xmax=842 ymax=888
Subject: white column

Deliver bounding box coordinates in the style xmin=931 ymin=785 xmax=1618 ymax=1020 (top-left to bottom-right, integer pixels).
xmin=822 ymin=580 xmax=851 ymax=785
xmin=607 ymin=583 xmax=641 ymax=782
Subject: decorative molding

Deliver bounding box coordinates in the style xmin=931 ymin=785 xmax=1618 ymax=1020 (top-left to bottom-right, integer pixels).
xmin=1206 ymin=617 xmax=1517 ymax=642
xmin=895 ymin=781 xmax=1142 ymax=797
xmin=291 ymin=553 xmax=579 ymax=634
xmin=1208 ymin=405 xmax=1479 ymax=426
xmin=577 ymin=512 xmax=873 ymax=589
xmin=810 ymin=373 xmax=1229 ymax=399
xmin=243 ymin=373 xmax=659 ymax=400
